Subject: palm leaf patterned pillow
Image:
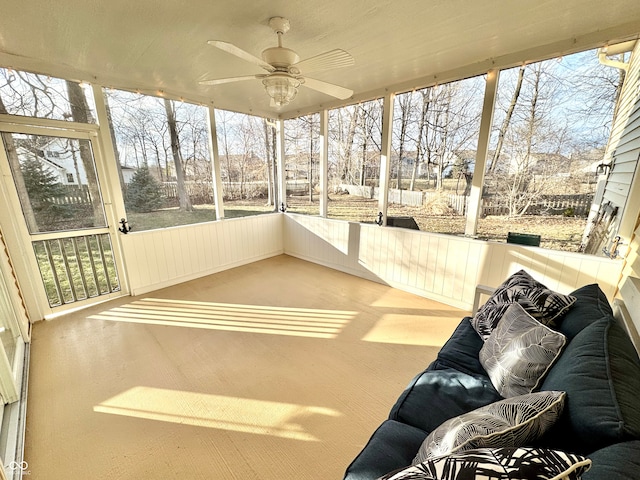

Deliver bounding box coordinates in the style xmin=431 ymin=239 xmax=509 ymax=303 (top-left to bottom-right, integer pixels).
xmin=413 ymin=391 xmax=565 ymax=464
xmin=381 ymin=447 xmax=591 ymax=480
xmin=479 ymin=302 xmax=567 ymax=398
xmin=470 ymin=270 xmax=576 ymax=341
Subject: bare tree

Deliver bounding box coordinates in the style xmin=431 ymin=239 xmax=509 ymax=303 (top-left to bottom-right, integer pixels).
xmin=329 ymin=105 xmax=360 ymax=187
xmin=263 ymin=118 xmax=274 ymax=206
xmin=393 ymin=93 xmax=414 ymax=190
xmin=102 ymin=97 xmax=126 ymax=189
xmin=355 ymin=100 xmax=382 ymax=187
xmin=213 ymin=110 xmax=269 ymax=201
xmin=164 ymin=98 xmax=192 ymax=212
xmin=215 ymin=110 xmax=236 ymax=194
xmin=488 ymin=65 xmax=525 ymax=174
xmin=302 ymin=114 xmax=319 ymax=202
xmin=285 ymin=114 xmax=319 ymax=203
xmin=409 ymin=87 xmax=432 ymax=191
xmin=411 ymin=80 xmax=483 ymax=192
xmin=493 ymin=62 xmax=561 ymax=215
xmin=66 ymin=81 xmax=106 ymax=223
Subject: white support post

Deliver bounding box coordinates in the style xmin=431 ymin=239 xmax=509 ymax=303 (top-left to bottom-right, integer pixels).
xmin=276 ymin=119 xmax=287 ymax=211
xmin=465 ymin=70 xmax=499 ymax=236
xmin=207 ymin=105 xmax=225 ymax=220
xmin=319 ymin=109 xmax=329 ymax=217
xmin=378 ymin=93 xmax=395 ymax=226
xmin=91 ymin=84 xmax=127 ymax=223
xmin=91 ymin=84 xmax=131 ymax=295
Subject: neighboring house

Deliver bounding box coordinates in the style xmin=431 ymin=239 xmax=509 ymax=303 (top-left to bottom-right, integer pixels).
xmin=120 ymin=165 xmax=136 ymax=184
xmin=15 ymin=137 xmax=89 ymax=185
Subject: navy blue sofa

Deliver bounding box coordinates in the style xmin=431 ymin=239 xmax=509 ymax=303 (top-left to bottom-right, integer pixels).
xmin=343 ymin=284 xmax=640 ymax=479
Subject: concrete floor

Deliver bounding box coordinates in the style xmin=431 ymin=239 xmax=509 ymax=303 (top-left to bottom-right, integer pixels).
xmin=24 ymin=255 xmax=465 ymax=480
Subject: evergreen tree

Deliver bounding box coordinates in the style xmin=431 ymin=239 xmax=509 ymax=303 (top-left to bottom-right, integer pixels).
xmin=125 ymin=165 xmax=164 ymax=213
xmin=20 ymin=157 xmax=70 ymax=231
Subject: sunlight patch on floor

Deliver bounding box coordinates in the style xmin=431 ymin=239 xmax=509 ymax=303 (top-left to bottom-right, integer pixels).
xmin=89 ymin=298 xmax=356 ymax=338
xmin=362 ymin=313 xmax=457 ymax=346
xmin=94 ymin=386 xmax=341 ymax=441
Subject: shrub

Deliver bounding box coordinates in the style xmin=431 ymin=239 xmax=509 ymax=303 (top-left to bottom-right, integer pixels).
xmin=125 ymin=165 xmax=164 ymax=213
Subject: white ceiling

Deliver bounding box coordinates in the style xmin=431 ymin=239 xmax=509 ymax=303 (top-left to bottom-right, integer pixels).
xmin=1 ymin=0 xmax=640 ymax=119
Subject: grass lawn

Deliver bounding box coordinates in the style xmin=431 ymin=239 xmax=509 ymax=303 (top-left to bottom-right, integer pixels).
xmin=288 ymin=195 xmax=588 ymax=252
xmin=126 ymin=195 xmax=588 ymax=252
xmin=126 ymin=202 xmax=276 ymax=231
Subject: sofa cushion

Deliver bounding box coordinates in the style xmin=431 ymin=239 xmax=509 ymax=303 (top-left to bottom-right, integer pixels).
xmin=582 ymin=441 xmax=640 ymax=480
xmin=470 ymin=270 xmax=576 ymax=340
xmin=343 ymin=420 xmax=427 ymax=480
xmin=431 ymin=317 xmax=486 ymax=376
xmin=557 ymin=283 xmax=613 ymax=340
xmin=383 ymin=447 xmax=591 ymax=480
xmin=414 ymin=390 xmax=565 ymax=463
xmin=539 ymin=317 xmax=640 ymax=453
xmin=479 ymin=303 xmax=566 ymax=397
xmin=389 ymin=367 xmax=502 ymax=433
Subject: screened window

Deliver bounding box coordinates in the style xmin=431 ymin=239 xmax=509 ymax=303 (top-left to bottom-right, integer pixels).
xmin=389 ymin=77 xmax=485 ymax=232
xmin=327 ymin=99 xmax=383 ymax=223
xmin=214 ymin=110 xmax=275 ymax=217
xmin=480 ymin=49 xmax=619 ymax=251
xmin=3 ymin=132 xmax=106 ymax=233
xmin=284 ymin=114 xmax=320 ymax=215
xmin=104 ymin=89 xmax=215 ymax=231
xmin=0 ymin=68 xmax=96 ymax=122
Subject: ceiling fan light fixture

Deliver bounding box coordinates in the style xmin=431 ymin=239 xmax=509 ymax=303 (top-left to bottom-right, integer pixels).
xmin=205 ymin=17 xmax=354 ymax=108
xmin=262 ymin=75 xmax=300 ymax=106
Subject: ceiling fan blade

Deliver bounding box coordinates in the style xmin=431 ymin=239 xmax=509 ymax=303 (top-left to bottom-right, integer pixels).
xmin=207 ymin=40 xmax=275 ymax=72
xmin=199 ymin=75 xmax=263 ymax=86
xmin=291 ymin=49 xmax=354 ymax=74
xmin=302 ymin=77 xmax=353 ymax=100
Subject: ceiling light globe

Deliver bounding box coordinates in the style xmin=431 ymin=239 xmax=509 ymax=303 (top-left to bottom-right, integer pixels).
xmin=263 ymin=75 xmax=300 ymax=106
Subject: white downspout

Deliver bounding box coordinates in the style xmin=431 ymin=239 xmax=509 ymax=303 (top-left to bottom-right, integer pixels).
xmin=597 ymin=40 xmax=636 ymax=71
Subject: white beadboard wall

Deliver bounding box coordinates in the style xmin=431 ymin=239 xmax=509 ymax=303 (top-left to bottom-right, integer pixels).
xmin=119 ymin=211 xmax=624 ymax=307
xmin=120 ymin=213 xmax=283 ymax=295
xmin=283 ymin=213 xmax=623 ymax=310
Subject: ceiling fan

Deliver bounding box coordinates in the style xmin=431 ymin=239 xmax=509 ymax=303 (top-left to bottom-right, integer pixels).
xmin=200 ymin=17 xmax=355 ymax=107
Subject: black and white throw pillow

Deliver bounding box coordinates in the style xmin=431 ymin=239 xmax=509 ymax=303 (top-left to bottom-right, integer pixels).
xmin=479 ymin=303 xmax=566 ymax=397
xmin=381 ymin=447 xmax=591 ymax=480
xmin=470 ymin=270 xmax=576 ymax=341
xmin=413 ymin=390 xmax=565 ymax=463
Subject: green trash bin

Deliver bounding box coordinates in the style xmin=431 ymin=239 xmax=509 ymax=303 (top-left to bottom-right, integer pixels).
xmin=507 ymin=232 xmax=541 ymax=246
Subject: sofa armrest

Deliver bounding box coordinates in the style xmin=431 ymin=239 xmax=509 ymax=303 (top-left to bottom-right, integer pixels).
xmin=472 ymin=284 xmax=495 ymax=314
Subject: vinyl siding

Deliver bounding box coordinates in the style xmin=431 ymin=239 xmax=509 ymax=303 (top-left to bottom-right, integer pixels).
xmin=603 ymin=42 xmax=640 ymax=238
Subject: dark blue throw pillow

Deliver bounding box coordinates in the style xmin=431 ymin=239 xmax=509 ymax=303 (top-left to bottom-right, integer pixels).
xmin=557 ymin=283 xmax=613 ymax=340
xmin=583 ymin=441 xmax=640 ymax=480
xmin=435 ymin=318 xmax=486 ymax=377
xmin=539 ymin=317 xmax=640 ymax=453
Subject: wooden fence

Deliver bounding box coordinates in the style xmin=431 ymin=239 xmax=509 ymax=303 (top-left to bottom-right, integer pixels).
xmin=162 ymin=180 xmax=308 ymax=202
xmin=341 ymin=184 xmax=593 ymax=217
xmin=48 ymin=185 xmax=92 ymax=205
xmin=480 ymin=194 xmax=593 ymax=216
xmin=162 ymin=181 xmax=215 ymax=203
xmin=158 ymin=180 xmax=593 ymax=217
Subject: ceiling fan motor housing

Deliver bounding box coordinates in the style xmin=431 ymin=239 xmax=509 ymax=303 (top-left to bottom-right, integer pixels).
xmin=262 ymin=47 xmax=300 ymax=70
